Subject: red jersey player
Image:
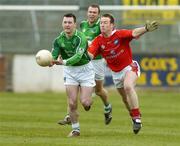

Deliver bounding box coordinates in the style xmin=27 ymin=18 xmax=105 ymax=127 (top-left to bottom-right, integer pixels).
xmin=88 ymin=13 xmax=158 ymax=134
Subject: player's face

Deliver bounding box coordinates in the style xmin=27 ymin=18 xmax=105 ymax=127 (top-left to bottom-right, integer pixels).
xmin=62 ymin=17 xmax=76 ymax=35
xmin=100 ymin=17 xmax=114 ymax=36
xmin=87 ymin=7 xmax=99 ymax=24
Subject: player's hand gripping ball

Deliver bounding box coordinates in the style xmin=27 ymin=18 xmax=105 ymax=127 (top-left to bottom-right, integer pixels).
xmin=35 ymin=50 xmax=53 ymax=67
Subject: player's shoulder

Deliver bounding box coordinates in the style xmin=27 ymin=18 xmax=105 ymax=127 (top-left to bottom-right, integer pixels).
xmin=53 ymin=31 xmax=64 ymax=43
xmin=115 ymin=29 xmax=124 ymax=32
xmin=93 ymin=34 xmax=102 ymax=42
xmin=56 ymin=31 xmax=64 ymax=39
xmin=80 ymin=20 xmax=88 ymax=26
xmin=81 ymin=20 xmax=88 ymax=24
xmin=114 ymin=29 xmax=129 ymax=35
xmin=116 ymin=29 xmax=131 ymax=33
xmin=114 ymin=29 xmax=133 ymax=39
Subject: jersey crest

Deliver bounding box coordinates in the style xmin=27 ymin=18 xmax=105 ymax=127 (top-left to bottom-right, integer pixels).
xmin=114 ymin=39 xmax=119 ymax=45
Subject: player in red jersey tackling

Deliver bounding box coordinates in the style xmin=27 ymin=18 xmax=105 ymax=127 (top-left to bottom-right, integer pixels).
xmin=88 ymin=13 xmax=158 ymax=134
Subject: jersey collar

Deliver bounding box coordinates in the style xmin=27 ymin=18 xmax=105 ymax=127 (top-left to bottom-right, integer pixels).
xmin=88 ymin=18 xmax=100 ymax=27
xmin=101 ymin=29 xmax=117 ymax=38
xmin=111 ymin=29 xmax=117 ymax=35
xmin=63 ymin=29 xmax=78 ymax=39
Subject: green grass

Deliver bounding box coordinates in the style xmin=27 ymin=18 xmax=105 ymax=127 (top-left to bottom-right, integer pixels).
xmin=0 ymin=89 xmax=180 ymax=146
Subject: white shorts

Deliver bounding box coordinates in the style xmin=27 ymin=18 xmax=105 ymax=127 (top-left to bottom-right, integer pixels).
xmin=111 ymin=61 xmax=141 ymax=88
xmin=63 ymin=62 xmax=95 ymax=87
xmin=91 ymin=59 xmax=105 ymax=80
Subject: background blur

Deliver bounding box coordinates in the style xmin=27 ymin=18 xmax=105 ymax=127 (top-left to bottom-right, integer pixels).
xmin=0 ymin=0 xmax=180 ymax=92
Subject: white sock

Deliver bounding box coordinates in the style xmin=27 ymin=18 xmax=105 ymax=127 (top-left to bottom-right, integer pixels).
xmin=72 ymin=122 xmax=80 ymax=132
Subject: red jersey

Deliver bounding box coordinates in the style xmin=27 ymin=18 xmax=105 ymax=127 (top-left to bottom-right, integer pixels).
xmin=88 ymin=29 xmax=134 ymax=72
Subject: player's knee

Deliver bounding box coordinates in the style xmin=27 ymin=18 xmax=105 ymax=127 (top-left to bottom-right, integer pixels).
xmin=69 ymin=101 xmax=77 ymax=111
xmin=124 ymin=84 xmax=133 ymax=93
xmin=81 ymin=98 xmax=92 ymax=108
xmin=95 ymin=87 xmax=104 ymax=96
xmin=95 ymin=90 xmax=102 ymax=96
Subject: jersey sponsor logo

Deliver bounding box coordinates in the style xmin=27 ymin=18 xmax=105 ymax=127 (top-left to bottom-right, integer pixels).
xmin=110 ymin=50 xmax=116 ymax=55
xmin=106 ymin=52 xmax=121 ymax=59
xmin=106 ymin=49 xmax=125 ymax=59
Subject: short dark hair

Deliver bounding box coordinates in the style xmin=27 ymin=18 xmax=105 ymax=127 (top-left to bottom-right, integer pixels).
xmin=63 ymin=13 xmax=76 ymax=23
xmin=101 ymin=13 xmax=114 ymax=24
xmin=88 ymin=4 xmax=100 ymax=14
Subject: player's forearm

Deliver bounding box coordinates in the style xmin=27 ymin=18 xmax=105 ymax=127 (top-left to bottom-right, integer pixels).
xmin=51 ymin=48 xmax=59 ymax=60
xmin=132 ymin=20 xmax=158 ymax=38
xmin=132 ymin=27 xmax=147 ymax=38
xmin=64 ymin=53 xmax=82 ymax=65
xmin=52 ymin=40 xmax=61 ymax=60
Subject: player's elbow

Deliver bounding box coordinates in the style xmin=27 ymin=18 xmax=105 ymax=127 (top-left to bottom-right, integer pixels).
xmin=132 ymin=30 xmax=140 ymax=38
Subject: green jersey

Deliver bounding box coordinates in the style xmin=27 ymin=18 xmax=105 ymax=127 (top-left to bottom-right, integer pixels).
xmin=52 ymin=29 xmax=90 ymax=66
xmin=80 ymin=18 xmax=102 ymax=60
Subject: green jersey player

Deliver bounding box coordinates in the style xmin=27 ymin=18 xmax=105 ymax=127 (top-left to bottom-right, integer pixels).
xmin=52 ymin=30 xmax=89 ymax=66
xmin=50 ymin=13 xmax=95 ymax=137
xmin=58 ymin=4 xmax=112 ymax=126
xmin=80 ymin=16 xmax=101 ymax=60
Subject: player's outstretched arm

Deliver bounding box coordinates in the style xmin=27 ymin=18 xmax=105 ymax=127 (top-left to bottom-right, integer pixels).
xmin=145 ymin=20 xmax=158 ymax=32
xmin=132 ymin=20 xmax=158 ymax=38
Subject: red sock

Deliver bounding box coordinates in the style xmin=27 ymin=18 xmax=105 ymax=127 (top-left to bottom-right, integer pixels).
xmin=130 ymin=108 xmax=141 ymax=119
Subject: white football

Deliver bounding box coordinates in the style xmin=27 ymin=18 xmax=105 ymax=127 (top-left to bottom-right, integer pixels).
xmin=35 ymin=50 xmax=53 ymax=67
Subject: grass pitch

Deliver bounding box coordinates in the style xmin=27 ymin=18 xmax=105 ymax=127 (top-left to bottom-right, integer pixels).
xmin=0 ymin=89 xmax=180 ymax=146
